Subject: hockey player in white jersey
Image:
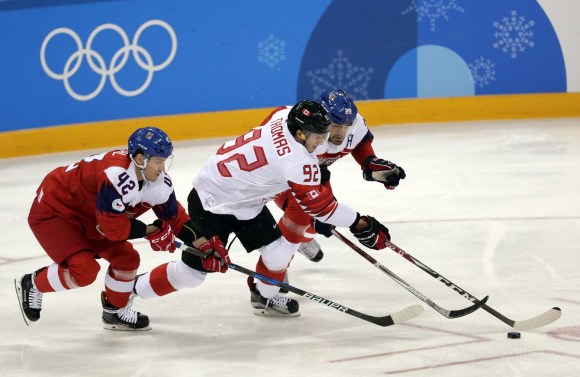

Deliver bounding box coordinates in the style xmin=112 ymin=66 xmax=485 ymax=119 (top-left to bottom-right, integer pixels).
xmin=132 ymin=100 xmax=392 ymax=316
xmin=273 ymin=89 xmax=406 ymax=262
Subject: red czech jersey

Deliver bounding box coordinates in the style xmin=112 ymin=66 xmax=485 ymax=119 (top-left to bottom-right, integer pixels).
xmin=35 ymin=150 xmax=189 ymax=241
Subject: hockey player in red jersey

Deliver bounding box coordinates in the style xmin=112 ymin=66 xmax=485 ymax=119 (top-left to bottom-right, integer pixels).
xmin=14 ymin=127 xmax=229 ymax=331
xmin=133 ymin=100 xmax=391 ymax=317
xmin=273 ymin=89 xmax=406 ymax=262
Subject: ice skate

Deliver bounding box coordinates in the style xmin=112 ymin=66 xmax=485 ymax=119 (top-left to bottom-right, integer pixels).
xmin=101 ymin=291 xmax=151 ymax=331
xmin=15 ymin=272 xmax=43 ymax=326
xmin=298 ymin=239 xmax=324 ymax=262
xmin=249 ymin=283 xmax=300 ymax=317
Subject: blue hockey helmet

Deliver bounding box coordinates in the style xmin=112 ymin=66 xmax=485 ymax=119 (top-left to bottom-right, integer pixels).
xmin=318 ymin=89 xmax=357 ymax=125
xmin=128 ymin=127 xmax=173 ymax=159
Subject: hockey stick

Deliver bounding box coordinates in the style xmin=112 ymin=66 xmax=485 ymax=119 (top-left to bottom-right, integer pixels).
xmin=331 ymin=229 xmax=489 ymax=319
xmin=176 ymin=241 xmax=423 ymax=327
xmin=381 ymin=238 xmax=562 ymax=331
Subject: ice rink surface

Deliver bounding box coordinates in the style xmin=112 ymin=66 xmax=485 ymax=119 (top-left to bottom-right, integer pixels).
xmin=1 ymin=118 xmax=579 ymax=377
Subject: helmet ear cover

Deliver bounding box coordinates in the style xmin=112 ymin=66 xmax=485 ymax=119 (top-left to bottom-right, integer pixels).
xmin=131 ymin=149 xmax=146 ymax=159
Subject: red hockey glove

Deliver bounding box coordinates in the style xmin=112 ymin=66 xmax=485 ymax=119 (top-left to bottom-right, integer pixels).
xmin=198 ymin=236 xmax=231 ymax=273
xmin=350 ymin=216 xmax=390 ymax=250
xmin=145 ymin=220 xmax=176 ymax=252
xmin=362 ymin=156 xmax=406 ymax=190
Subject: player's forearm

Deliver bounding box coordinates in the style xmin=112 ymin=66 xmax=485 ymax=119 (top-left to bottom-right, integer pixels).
xmin=313 ymin=202 xmax=359 ymax=229
xmin=351 ymin=137 xmax=376 ymax=168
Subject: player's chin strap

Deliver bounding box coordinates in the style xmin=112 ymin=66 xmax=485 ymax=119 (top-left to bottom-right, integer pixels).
xmin=129 ymin=154 xmax=151 ymax=182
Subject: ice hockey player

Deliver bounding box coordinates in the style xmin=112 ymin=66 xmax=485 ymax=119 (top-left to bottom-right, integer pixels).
xmin=273 ymin=89 xmax=406 ymax=262
xmin=133 ymin=100 xmax=391 ymax=317
xmin=15 ymin=127 xmax=229 ymax=331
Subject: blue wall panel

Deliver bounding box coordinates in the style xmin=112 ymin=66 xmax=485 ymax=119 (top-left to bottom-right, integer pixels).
xmin=0 ymin=0 xmax=567 ymax=132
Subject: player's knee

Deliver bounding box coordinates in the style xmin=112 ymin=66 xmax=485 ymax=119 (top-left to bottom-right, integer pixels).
xmin=111 ymin=244 xmax=141 ymax=271
xmin=168 ymin=260 xmax=207 ymax=289
xmin=261 ymin=236 xmax=296 ymax=271
xmin=66 ymin=253 xmax=101 ymax=287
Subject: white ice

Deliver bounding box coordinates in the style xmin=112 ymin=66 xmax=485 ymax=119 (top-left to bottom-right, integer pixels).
xmin=1 ymin=118 xmax=579 ymax=377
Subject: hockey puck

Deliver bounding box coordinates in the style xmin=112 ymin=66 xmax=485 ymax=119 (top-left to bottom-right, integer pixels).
xmin=507 ymin=332 xmax=521 ymax=339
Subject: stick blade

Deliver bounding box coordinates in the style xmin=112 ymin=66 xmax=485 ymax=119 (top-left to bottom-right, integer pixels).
xmin=448 ymin=295 xmax=490 ymax=319
xmin=391 ymin=304 xmax=424 ymax=324
xmin=512 ymin=307 xmax=562 ymax=331
xmin=370 ymin=304 xmax=424 ymax=327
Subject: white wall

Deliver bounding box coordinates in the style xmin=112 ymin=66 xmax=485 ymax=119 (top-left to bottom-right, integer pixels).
xmin=538 ymin=0 xmax=580 ymax=91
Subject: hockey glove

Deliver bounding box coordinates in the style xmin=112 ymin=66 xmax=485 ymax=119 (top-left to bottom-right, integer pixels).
xmin=350 ymin=216 xmax=390 ymax=250
xmin=314 ymin=219 xmax=334 ymax=238
xmin=362 ymin=156 xmax=406 ymax=190
xmin=145 ymin=220 xmax=176 ymax=252
xmin=198 ymin=236 xmax=231 ymax=273
xmin=320 ymin=165 xmax=331 ymax=184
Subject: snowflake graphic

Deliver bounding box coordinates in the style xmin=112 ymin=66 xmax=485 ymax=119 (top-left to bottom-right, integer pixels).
xmin=402 ymin=0 xmax=464 ymax=32
xmin=258 ymin=34 xmax=286 ymax=68
xmin=493 ymin=10 xmax=535 ymax=59
xmin=306 ymin=50 xmax=374 ymax=99
xmin=468 ymin=57 xmax=496 ymax=88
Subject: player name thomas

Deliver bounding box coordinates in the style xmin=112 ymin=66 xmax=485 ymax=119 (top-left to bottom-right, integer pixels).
xmin=304 ymin=293 xmax=349 ymax=312
xmin=270 ymin=118 xmax=291 ymax=157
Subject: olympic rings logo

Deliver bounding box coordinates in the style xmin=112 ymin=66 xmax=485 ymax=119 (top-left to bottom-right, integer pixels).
xmin=40 ymin=20 xmax=177 ymax=101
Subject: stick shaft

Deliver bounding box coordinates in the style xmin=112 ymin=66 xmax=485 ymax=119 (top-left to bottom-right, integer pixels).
xmin=176 ymin=241 xmax=414 ymax=327
xmin=383 ymin=239 xmax=561 ymax=330
xmin=331 ymin=230 xmax=488 ymax=319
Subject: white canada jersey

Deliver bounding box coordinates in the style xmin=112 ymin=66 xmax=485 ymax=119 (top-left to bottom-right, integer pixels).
xmin=193 ymin=108 xmax=357 ymax=227
xmin=315 ymin=113 xmax=370 ymax=167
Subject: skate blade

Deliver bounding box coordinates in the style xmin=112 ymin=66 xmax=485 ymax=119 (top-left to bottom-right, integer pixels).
xmin=253 ymin=308 xmax=301 ymax=317
xmin=102 ymin=322 xmax=152 ymax=331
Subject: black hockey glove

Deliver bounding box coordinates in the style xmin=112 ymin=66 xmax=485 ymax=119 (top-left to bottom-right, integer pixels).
xmin=314 ymin=219 xmax=333 ymax=238
xmin=320 ymin=165 xmax=331 ymax=184
xmin=350 ymin=215 xmax=390 ymax=250
xmin=362 ymin=156 xmax=406 ymax=190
